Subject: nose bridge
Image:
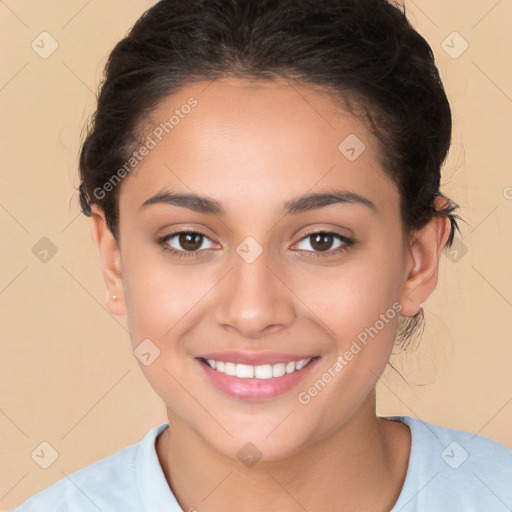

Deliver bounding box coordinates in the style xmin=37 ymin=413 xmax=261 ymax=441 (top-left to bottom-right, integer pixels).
xmin=214 ymin=242 xmax=295 ymax=338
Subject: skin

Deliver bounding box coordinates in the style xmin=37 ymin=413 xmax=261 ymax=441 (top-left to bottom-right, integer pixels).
xmin=90 ymin=77 xmax=451 ymax=511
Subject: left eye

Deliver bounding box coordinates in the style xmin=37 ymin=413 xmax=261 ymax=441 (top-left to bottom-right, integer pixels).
xmin=294 ymin=232 xmax=350 ymax=253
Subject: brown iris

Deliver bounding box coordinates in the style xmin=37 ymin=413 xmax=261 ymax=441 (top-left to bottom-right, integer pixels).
xmin=309 ymin=233 xmax=335 ymax=252
xmin=178 ymin=232 xmax=204 ymax=251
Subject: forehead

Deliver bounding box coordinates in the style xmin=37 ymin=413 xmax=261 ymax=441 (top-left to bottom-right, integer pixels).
xmin=119 ymin=77 xmax=398 ymax=216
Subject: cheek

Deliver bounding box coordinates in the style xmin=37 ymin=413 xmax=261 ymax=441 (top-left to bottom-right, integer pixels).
xmin=294 ymin=241 xmax=404 ymax=401
xmin=293 ymin=273 xmax=402 ymax=432
xmin=293 ymin=243 xmax=404 ymax=405
xmin=295 ymin=248 xmax=403 ymax=340
xmin=122 ymin=245 xmax=212 ymax=343
xmin=121 ymin=253 xmax=204 ymax=407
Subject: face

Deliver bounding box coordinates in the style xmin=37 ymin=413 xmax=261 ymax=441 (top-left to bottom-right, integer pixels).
xmin=97 ymin=77 xmax=431 ymax=461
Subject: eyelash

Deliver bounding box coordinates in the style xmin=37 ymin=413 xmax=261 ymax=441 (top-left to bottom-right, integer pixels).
xmin=157 ymin=230 xmax=355 ymax=260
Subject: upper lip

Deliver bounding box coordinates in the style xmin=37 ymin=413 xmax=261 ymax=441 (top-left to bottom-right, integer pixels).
xmin=197 ymin=351 xmax=317 ymax=365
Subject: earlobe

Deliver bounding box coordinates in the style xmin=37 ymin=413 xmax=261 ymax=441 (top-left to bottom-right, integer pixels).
xmin=399 ymin=209 xmax=451 ymax=317
xmin=90 ymin=205 xmax=126 ymax=316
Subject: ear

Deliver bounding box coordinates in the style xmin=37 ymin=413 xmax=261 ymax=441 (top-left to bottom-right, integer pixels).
xmin=90 ymin=205 xmax=126 ymax=316
xmin=399 ymin=197 xmax=452 ymax=316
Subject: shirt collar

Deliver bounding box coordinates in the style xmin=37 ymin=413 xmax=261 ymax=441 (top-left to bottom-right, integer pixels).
xmin=135 ymin=423 xmax=184 ymax=511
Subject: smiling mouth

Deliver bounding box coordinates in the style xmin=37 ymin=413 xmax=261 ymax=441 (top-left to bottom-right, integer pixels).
xmin=199 ymin=357 xmax=314 ymax=379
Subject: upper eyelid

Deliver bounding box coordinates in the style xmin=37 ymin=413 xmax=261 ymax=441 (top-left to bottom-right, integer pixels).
xmin=295 ymin=228 xmax=352 ymax=241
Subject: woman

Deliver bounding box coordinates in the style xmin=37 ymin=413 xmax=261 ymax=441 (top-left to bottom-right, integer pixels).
xmin=12 ymin=0 xmax=511 ymax=510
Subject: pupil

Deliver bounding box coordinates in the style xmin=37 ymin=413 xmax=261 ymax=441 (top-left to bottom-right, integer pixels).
xmin=311 ymin=233 xmax=332 ymax=252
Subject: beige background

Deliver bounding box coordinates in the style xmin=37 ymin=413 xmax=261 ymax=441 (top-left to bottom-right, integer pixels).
xmin=1 ymin=0 xmax=511 ymax=509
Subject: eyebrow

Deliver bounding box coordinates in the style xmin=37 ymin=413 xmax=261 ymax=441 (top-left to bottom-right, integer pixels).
xmin=139 ymin=189 xmax=377 ymax=215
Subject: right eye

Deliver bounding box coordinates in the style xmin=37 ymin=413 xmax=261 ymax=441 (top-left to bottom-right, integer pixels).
xmin=157 ymin=230 xmax=217 ymax=258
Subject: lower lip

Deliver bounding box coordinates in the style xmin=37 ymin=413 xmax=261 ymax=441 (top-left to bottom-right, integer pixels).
xmin=197 ymin=358 xmax=319 ymax=402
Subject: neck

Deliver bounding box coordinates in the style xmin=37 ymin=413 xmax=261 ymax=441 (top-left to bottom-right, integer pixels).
xmin=156 ymin=392 xmax=411 ymax=512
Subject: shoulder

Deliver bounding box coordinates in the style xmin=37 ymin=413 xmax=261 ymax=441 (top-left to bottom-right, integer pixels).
xmin=10 ymin=424 xmax=169 ymax=512
xmin=388 ymin=416 xmax=512 ymax=512
xmin=402 ymin=415 xmax=512 ymax=471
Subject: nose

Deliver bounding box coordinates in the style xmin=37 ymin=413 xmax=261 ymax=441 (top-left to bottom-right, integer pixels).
xmin=214 ymin=248 xmax=296 ymax=339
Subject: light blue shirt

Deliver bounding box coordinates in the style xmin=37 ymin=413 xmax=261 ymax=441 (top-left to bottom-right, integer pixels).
xmin=10 ymin=416 xmax=512 ymax=511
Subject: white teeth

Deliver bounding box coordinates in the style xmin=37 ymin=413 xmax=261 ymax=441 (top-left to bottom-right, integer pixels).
xmin=224 ymin=362 xmax=236 ymax=376
xmin=272 ymin=363 xmax=286 ymax=377
xmin=254 ymin=364 xmax=273 ymax=379
xmin=285 ymin=361 xmax=296 ymax=374
xmin=295 ymin=359 xmax=309 ymax=370
xmin=236 ymin=363 xmax=254 ymax=379
xmin=205 ymin=357 xmax=312 ymax=379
